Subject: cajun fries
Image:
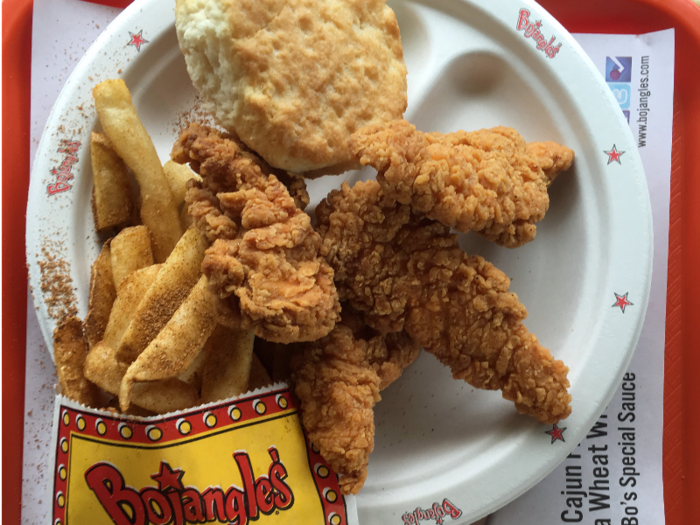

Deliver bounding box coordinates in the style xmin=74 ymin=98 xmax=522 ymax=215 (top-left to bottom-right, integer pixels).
xmin=116 ymin=225 xmax=207 ymax=363
xmin=102 ymin=264 xmax=161 ymax=349
xmin=84 ymin=242 xmax=117 ymax=349
xmin=201 ymin=325 xmax=255 ymax=403
xmin=163 ymin=159 xmax=201 ymax=206
xmin=56 ymin=78 xmax=287 ymax=418
xmin=119 ymin=275 xmax=217 ymax=410
xmin=110 ymin=225 xmax=154 ymax=288
xmin=90 ymin=132 xmax=134 ymax=233
xmin=54 ymin=316 xmax=101 ymax=407
xmin=93 ymin=79 xmax=182 ymax=262
xmin=85 ymin=343 xmax=199 ymax=413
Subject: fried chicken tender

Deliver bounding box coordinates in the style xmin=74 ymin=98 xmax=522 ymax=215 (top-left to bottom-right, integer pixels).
xmin=316 ymin=180 xmax=571 ymax=424
xmin=172 ymin=124 xmax=340 ymax=343
xmin=290 ymin=305 xmax=419 ymax=495
xmin=350 ymin=119 xmax=574 ymax=248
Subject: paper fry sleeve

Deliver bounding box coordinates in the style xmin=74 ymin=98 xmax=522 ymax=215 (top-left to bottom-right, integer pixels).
xmin=49 ymin=384 xmax=359 ymax=525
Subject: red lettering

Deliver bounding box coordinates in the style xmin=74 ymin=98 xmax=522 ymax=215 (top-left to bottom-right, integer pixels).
xmin=47 ymin=181 xmax=71 ymax=195
xmin=48 ymin=140 xmax=80 ymax=196
xmin=543 ymin=36 xmax=555 ymax=51
xmin=60 ymin=155 xmax=78 ymax=167
xmin=84 ymin=463 xmax=147 ymax=525
xmin=442 ymin=498 xmax=462 ymax=519
xmin=166 ymin=491 xmax=185 ymax=525
xmin=548 ymin=43 xmax=562 ymax=58
xmin=517 ymin=9 xmax=530 ymax=30
xmin=86 ymin=449 xmax=294 ymax=525
xmin=234 ymin=452 xmax=258 ymax=519
xmin=201 ymin=487 xmax=227 ymax=522
xmin=269 ymin=461 xmax=293 ymax=509
xmin=182 ymin=488 xmax=206 ymax=523
xmin=140 ymin=488 xmax=173 ymax=525
xmin=255 ymin=476 xmax=275 ymax=515
xmin=402 ymin=513 xmax=416 ymax=525
xmin=56 ymin=170 xmax=73 ymax=183
xmin=516 ymin=9 xmax=561 ymax=58
xmin=225 ymin=486 xmax=247 ymax=525
xmin=434 ymin=503 xmax=445 ymax=516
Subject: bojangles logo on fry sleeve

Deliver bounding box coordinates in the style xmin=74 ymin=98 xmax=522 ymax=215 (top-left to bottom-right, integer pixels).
xmin=51 ymin=386 xmax=354 ymax=525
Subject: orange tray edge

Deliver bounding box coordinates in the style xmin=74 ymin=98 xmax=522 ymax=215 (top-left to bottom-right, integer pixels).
xmin=3 ymin=0 xmax=700 ymax=524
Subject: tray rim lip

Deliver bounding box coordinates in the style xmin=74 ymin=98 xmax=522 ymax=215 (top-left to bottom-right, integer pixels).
xmin=17 ymin=0 xmax=700 ymax=520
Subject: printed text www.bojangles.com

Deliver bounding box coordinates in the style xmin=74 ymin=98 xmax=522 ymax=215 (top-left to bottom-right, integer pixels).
xmin=516 ymin=9 xmax=561 ymax=58
xmin=85 ymin=447 xmax=293 ymax=525
xmin=47 ymin=139 xmax=80 ymax=195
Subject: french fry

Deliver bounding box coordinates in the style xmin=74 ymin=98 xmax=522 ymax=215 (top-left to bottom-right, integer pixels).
xmin=116 ymin=225 xmax=207 ymax=363
xmin=84 ymin=342 xmax=128 ymax=396
xmin=91 ymin=132 xmax=133 ymax=233
xmin=249 ymin=353 xmax=273 ymax=391
xmin=200 ymin=325 xmax=255 ymax=403
xmin=85 ymin=343 xmax=199 ymax=414
xmin=119 ymin=275 xmax=217 ymax=411
xmin=163 ymin=160 xmax=200 ymax=206
xmin=105 ymin=404 xmax=156 ymax=418
xmin=131 ymin=380 xmax=200 ymax=414
xmin=84 ymin=242 xmax=117 ymax=348
xmin=54 ymin=316 xmax=101 ymax=407
xmin=102 ymin=264 xmax=161 ymax=349
xmin=93 ymin=79 xmax=182 ymax=262
xmin=110 ymin=225 xmax=154 ymax=289
xmin=178 ymin=350 xmax=206 ymax=390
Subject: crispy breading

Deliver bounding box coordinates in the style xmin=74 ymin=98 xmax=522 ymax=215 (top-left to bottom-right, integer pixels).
xmin=350 ymin=120 xmax=574 ymax=248
xmin=316 ymin=180 xmax=571 ymax=424
xmin=172 ymin=124 xmax=340 ymax=343
xmin=290 ymin=305 xmax=419 ymax=494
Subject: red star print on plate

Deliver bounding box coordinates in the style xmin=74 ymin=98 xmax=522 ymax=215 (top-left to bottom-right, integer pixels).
xmin=151 ymin=460 xmax=184 ymax=491
xmin=612 ymin=292 xmax=633 ymax=313
xmin=604 ymin=144 xmax=625 ymax=165
xmin=127 ymin=30 xmax=149 ymax=52
xmin=545 ymin=424 xmax=566 ymax=444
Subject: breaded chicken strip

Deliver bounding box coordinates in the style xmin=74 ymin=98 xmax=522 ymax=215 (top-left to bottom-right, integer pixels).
xmin=172 ymin=124 xmax=340 ymax=343
xmin=316 ymin=180 xmax=571 ymax=424
xmin=350 ymin=120 xmax=574 ymax=248
xmin=290 ymin=305 xmax=419 ymax=495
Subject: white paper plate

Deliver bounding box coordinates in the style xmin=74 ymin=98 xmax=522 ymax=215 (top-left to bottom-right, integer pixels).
xmin=26 ymin=0 xmax=652 ymax=523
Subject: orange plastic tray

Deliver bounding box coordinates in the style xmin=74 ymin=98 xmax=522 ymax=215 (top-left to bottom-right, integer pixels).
xmin=4 ymin=0 xmax=700 ymax=523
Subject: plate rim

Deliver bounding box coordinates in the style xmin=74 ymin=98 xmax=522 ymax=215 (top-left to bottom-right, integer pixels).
xmin=25 ymin=0 xmax=653 ymax=522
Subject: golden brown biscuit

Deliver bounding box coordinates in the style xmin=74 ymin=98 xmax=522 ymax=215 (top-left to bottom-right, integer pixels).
xmin=175 ymin=0 xmax=407 ymax=173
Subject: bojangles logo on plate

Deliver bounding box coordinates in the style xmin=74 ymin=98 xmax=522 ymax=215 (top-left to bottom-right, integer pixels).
xmin=515 ymin=8 xmax=561 ymax=59
xmin=51 ymin=387 xmax=350 ymax=525
xmin=47 ymin=139 xmax=81 ymax=196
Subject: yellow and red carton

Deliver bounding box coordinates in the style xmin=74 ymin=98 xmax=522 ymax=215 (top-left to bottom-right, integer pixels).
xmin=49 ymin=383 xmax=358 ymax=525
